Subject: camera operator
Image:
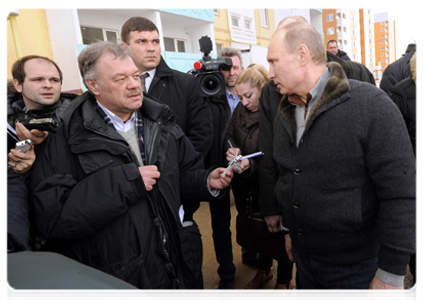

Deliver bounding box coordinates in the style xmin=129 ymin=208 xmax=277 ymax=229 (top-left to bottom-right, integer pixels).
xmin=191 ymin=46 xmax=244 ymax=289
xmin=7 ymin=55 xmax=78 ymax=172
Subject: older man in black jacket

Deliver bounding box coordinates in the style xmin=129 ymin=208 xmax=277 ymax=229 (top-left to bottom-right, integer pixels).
xmin=120 ymin=17 xmax=214 ymax=288
xmin=29 ymin=41 xmax=233 ymax=289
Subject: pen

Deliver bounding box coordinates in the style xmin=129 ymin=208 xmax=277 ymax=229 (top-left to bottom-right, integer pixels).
xmin=239 ymin=151 xmax=264 ymax=161
xmin=228 ymin=139 xmax=234 ymax=150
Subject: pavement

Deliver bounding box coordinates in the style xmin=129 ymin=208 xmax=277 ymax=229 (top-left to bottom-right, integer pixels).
xmin=194 ymin=196 xmax=297 ymax=290
xmin=194 ymin=195 xmax=414 ymax=290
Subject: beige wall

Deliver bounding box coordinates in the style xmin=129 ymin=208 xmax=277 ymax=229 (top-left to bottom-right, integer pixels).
xmin=213 ymin=9 xmax=231 ymax=49
xmin=255 ymin=9 xmax=275 ymax=47
xmin=7 ymin=9 xmax=53 ymax=79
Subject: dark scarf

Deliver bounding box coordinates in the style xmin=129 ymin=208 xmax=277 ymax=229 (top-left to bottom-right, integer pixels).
xmin=95 ymin=104 xmax=146 ymax=165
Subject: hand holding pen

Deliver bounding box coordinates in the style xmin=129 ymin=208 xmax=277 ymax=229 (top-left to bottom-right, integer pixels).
xmin=225 ymin=139 xmax=264 ymax=175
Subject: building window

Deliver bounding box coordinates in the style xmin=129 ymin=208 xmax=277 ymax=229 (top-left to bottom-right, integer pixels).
xmin=164 ymin=37 xmax=186 ymax=53
xmin=351 ymin=29 xmax=355 ymax=35
xmin=352 ymin=41 xmax=356 ymax=47
xmin=380 ymin=28 xmax=384 ymax=32
xmin=261 ymin=9 xmax=269 ymax=27
xmin=381 ymin=40 xmax=385 ymax=44
xmin=327 ymin=14 xmax=334 ymax=22
xmin=81 ymin=26 xmax=118 ymax=44
xmin=245 ymin=20 xmax=252 ymax=30
xmin=216 ymin=43 xmax=223 ymax=54
xmin=214 ymin=9 xmax=219 ymax=15
xmin=328 ymin=27 xmax=334 ymax=35
xmin=231 ymin=17 xmax=239 ymax=27
xmin=351 ymin=16 xmax=355 ymax=23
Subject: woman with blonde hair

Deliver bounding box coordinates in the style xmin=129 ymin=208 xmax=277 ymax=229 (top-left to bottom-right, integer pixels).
xmin=225 ymin=64 xmax=293 ymax=289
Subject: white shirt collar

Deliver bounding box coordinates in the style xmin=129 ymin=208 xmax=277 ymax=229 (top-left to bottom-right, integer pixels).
xmin=96 ymin=100 xmax=136 ymax=132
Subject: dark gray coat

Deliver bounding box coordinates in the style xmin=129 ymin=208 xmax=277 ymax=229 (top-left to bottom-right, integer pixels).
xmin=273 ymin=62 xmax=415 ymax=276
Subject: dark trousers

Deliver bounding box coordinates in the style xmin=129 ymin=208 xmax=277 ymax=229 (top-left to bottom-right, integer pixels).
xmin=209 ymin=193 xmax=236 ymax=279
xmin=259 ymin=253 xmax=294 ymax=285
xmin=293 ymin=246 xmax=377 ymax=289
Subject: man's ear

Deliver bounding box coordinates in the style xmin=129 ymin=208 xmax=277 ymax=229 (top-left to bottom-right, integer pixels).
xmin=13 ymin=79 xmax=23 ymax=93
xmin=85 ymin=79 xmax=100 ymax=96
xmin=120 ymin=42 xmax=128 ymax=49
xmin=298 ymin=44 xmax=310 ymax=67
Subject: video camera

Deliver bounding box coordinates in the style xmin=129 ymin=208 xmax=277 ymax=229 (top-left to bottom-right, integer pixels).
xmin=190 ymin=36 xmax=232 ymax=98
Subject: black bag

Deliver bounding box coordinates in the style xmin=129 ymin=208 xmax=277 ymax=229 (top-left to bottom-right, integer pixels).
xmin=235 ymin=194 xmax=290 ymax=264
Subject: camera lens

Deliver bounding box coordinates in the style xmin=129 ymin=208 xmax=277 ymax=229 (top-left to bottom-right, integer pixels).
xmin=201 ymin=74 xmax=220 ymax=96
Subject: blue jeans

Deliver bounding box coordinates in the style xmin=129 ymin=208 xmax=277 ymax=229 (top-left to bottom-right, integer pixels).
xmin=293 ymin=246 xmax=377 ymax=289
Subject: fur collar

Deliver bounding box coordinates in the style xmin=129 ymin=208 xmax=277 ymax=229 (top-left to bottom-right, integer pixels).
xmin=278 ymin=62 xmax=351 ymax=140
xmin=410 ymin=46 xmax=420 ymax=88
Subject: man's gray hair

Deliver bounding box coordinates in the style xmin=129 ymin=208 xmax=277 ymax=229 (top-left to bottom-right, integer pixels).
xmin=280 ymin=22 xmax=326 ymax=66
xmin=218 ymin=47 xmax=243 ymax=67
xmin=78 ymin=41 xmax=130 ymax=88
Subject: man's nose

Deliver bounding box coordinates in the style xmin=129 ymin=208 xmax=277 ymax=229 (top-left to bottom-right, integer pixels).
xmin=146 ymin=41 xmax=155 ymax=51
xmin=268 ymin=66 xmax=275 ymax=80
xmin=43 ymin=79 xmax=52 ymax=88
xmin=128 ymin=76 xmax=141 ymax=89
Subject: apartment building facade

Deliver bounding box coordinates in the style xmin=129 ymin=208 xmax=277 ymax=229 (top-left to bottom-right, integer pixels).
xmin=214 ymin=8 xmax=323 ymax=68
xmin=374 ymin=12 xmax=397 ymax=73
xmin=322 ymin=8 xmax=376 ymax=70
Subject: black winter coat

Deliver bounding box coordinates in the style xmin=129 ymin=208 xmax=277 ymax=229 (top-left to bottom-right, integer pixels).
xmin=7 ymin=92 xmax=78 ymax=129
xmin=391 ymin=76 xmax=416 ymax=154
xmin=380 ymin=49 xmax=416 ymax=97
xmin=274 ymin=62 xmax=415 ymax=276
xmin=336 ymin=49 xmax=351 ymax=61
xmin=203 ymin=93 xmax=232 ymax=168
xmin=147 ymin=57 xmax=213 ymax=158
xmin=326 ymin=51 xmax=375 ymax=84
xmin=4 ymin=154 xmax=29 ymax=252
xmin=258 ymin=80 xmax=283 ymax=216
xmin=29 ymin=92 xmax=219 ymax=289
xmin=225 ymin=103 xmax=260 ymax=212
